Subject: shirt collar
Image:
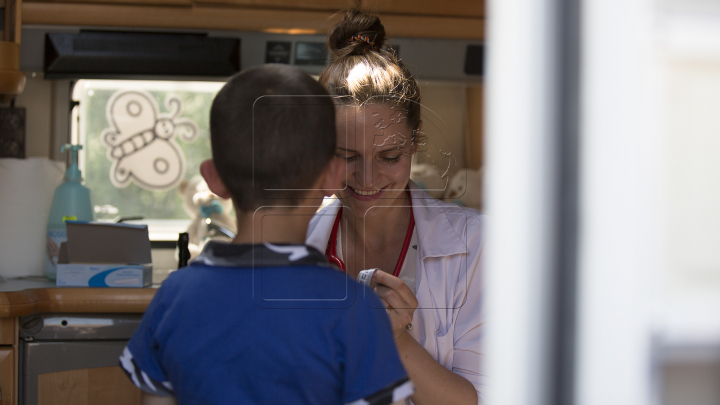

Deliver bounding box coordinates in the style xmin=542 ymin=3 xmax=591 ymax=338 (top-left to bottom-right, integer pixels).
xmin=306 ymin=182 xmax=469 ymax=260
xmin=191 ymin=241 xmax=331 ymax=268
xmin=408 ymin=181 xmax=469 ymax=259
xmin=306 ymin=200 xmax=341 ymax=253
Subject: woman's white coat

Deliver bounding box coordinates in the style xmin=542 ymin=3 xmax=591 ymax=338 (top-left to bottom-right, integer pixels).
xmin=306 ymin=181 xmax=485 ymax=400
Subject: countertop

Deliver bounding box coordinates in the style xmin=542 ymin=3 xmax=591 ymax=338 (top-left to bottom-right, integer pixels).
xmin=0 ymin=269 xmax=172 ymax=318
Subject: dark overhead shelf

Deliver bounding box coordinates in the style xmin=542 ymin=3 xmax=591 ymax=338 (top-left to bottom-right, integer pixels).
xmin=44 ymin=31 xmax=241 ymax=79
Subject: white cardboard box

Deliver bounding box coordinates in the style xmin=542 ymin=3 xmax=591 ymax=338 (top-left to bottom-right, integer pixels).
xmin=56 ymin=222 xmax=153 ymax=288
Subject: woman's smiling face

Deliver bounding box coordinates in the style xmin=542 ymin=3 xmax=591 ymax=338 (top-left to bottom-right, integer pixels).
xmin=334 ymin=103 xmax=416 ymax=216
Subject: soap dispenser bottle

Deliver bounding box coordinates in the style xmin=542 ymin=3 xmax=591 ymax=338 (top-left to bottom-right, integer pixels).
xmin=45 ymin=144 xmax=94 ymax=280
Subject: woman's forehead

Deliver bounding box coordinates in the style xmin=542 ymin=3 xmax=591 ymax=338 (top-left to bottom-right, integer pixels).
xmin=336 ymin=104 xmax=413 ymax=146
xmin=337 ymin=129 xmax=413 ymax=151
xmin=335 ymin=103 xmax=408 ymax=119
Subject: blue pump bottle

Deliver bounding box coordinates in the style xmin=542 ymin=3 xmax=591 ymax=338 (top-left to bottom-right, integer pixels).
xmin=45 ymin=144 xmax=94 ymax=280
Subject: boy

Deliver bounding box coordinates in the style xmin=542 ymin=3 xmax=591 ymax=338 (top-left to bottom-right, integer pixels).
xmin=119 ymin=65 xmax=415 ymax=405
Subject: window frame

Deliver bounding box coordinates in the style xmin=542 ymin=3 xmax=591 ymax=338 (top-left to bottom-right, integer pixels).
xmin=70 ymin=78 xmax=226 ymax=241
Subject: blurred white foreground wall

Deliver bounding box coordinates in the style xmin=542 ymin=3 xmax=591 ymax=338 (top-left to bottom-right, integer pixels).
xmin=483 ymin=0 xmax=720 ymax=404
xmin=576 ymin=0 xmax=658 ymax=403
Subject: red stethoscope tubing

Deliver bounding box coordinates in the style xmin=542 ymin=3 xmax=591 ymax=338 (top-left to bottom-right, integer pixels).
xmin=325 ymin=193 xmax=415 ymax=278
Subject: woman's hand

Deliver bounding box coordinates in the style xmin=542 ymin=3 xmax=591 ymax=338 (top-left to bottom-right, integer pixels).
xmin=371 ymin=270 xmax=418 ymax=340
xmin=372 ymin=270 xmax=478 ymax=405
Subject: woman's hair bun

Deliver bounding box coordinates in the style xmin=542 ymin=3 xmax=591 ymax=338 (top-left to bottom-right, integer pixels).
xmin=320 ymin=1 xmax=421 ymax=130
xmin=327 ymin=2 xmax=386 ymax=60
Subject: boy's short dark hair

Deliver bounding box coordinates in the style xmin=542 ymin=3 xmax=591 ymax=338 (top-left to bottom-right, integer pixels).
xmin=210 ymin=64 xmax=336 ymax=212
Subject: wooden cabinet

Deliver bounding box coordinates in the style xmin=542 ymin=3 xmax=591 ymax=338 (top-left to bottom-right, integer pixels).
xmin=24 ymin=338 xmax=141 ymax=405
xmin=0 ymin=348 xmax=16 ymax=405
xmin=1 ymin=0 xmax=22 ymax=43
xmin=0 ymin=318 xmax=14 ymax=346
xmin=1 ymin=0 xmax=26 ymax=99
xmin=21 ymin=0 xmax=483 ymax=39
xmin=465 ymin=85 xmax=484 ymax=171
xmin=0 ymin=287 xmax=155 ymax=405
xmin=193 ymin=0 xmax=349 ymax=10
xmin=367 ymin=0 xmax=483 ymax=18
xmin=0 ymin=317 xmax=16 ymax=405
xmin=38 ymin=367 xmax=140 ymax=405
xmin=0 ymin=317 xmax=140 ymax=405
xmin=192 ymin=0 xmax=484 ymax=17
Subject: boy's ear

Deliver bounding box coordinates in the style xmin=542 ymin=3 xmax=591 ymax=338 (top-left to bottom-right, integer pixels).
xmin=200 ymin=159 xmax=232 ymax=199
xmin=317 ymin=157 xmax=346 ymax=197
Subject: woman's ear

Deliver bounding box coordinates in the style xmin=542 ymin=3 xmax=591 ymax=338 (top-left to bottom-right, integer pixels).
xmin=200 ymin=159 xmax=232 ymax=199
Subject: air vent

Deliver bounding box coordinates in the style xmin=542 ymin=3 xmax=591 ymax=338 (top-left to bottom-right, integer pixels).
xmin=44 ymin=31 xmax=241 ymax=79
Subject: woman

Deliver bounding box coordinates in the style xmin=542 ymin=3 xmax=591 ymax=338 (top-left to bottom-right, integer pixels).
xmin=306 ymin=5 xmax=484 ymax=405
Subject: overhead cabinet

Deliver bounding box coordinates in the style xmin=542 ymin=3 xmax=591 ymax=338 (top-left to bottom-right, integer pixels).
xmin=21 ymin=0 xmax=483 ymax=39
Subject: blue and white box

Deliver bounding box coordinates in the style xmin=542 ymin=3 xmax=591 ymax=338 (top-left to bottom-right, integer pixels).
xmin=56 ymin=222 xmax=153 ymax=288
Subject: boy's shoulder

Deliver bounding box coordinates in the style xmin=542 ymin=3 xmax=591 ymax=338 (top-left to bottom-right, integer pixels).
xmin=190 ymin=241 xmax=330 ymax=269
xmin=163 ymin=241 xmax=358 ymax=308
xmin=124 ymin=243 xmax=413 ymax=405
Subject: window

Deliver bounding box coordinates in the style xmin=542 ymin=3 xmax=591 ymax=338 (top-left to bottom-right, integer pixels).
xmin=72 ymin=80 xmax=225 ymax=240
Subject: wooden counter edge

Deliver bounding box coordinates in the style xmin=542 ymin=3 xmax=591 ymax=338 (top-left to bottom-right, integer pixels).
xmin=0 ymin=287 xmax=156 ymax=318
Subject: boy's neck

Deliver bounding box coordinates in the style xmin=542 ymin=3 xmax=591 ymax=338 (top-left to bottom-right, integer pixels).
xmin=232 ymin=205 xmax=316 ymax=245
